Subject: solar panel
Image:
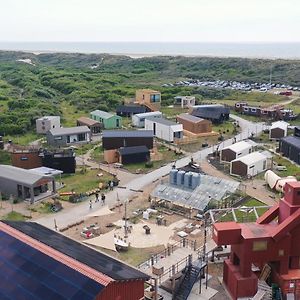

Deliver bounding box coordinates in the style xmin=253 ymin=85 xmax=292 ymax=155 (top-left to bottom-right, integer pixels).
xmin=0 ymin=231 xmax=104 ymax=300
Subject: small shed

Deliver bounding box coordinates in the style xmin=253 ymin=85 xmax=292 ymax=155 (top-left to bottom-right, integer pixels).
xmin=90 ymin=110 xmax=122 ymax=129
xmin=118 ymin=146 xmax=150 ymax=165
xmin=280 ymin=136 xmax=300 ymax=165
xmin=132 ymin=111 xmax=163 ymax=128
xmin=144 ymin=117 xmax=183 ymax=142
xmin=116 ymin=105 xmax=147 ymax=117
xmin=77 ymin=116 xmax=102 ymax=134
xmin=269 ymin=121 xmax=289 ymax=139
xmin=220 ymin=140 xmax=255 ymax=162
xmin=230 ymin=151 xmax=268 ymax=177
xmin=177 ymin=113 xmax=212 ymax=134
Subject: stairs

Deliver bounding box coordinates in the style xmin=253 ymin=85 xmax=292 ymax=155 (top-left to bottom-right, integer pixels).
xmin=172 ymin=264 xmax=202 ymax=300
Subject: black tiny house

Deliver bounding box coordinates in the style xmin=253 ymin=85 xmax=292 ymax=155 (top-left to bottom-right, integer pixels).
xmin=116 ymin=105 xmax=148 ymax=117
xmin=118 ymin=146 xmax=150 ymax=165
xmin=102 ymin=130 xmax=154 ymax=150
xmin=279 ymin=136 xmax=300 ymax=165
xmin=191 ymin=104 xmax=230 ymax=124
xmin=40 ymin=149 xmax=76 ymax=174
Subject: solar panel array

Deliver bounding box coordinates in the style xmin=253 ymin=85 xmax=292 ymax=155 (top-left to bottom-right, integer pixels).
xmin=0 ymin=230 xmax=104 ymax=300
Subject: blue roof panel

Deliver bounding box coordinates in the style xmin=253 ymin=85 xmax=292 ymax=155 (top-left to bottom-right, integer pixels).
xmin=0 ymin=230 xmax=104 ymax=300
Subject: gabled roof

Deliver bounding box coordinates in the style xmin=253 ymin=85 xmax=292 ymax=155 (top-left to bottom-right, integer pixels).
xmin=281 ymin=136 xmax=300 ymax=150
xmin=49 ymin=126 xmax=90 ymax=136
xmin=3 ymin=221 xmax=150 ymax=282
xmin=0 ymin=165 xmax=53 ymax=186
xmin=191 ymin=104 xmax=230 ymax=120
xmin=146 ymin=117 xmax=179 ymax=126
xmin=77 ymin=116 xmax=101 ymax=126
xmin=134 ymin=111 xmax=162 ymax=119
xmin=119 ymin=146 xmax=149 ymax=155
xmin=270 ymin=121 xmax=289 ymax=131
xmin=222 ymin=140 xmax=253 ymax=153
xmin=177 ymin=113 xmax=205 ymax=123
xmin=116 ymin=105 xmax=147 ymax=114
xmin=102 ymin=130 xmax=153 ymax=138
xmin=90 ymin=110 xmax=114 ymax=119
xmin=232 ymin=151 xmax=267 ymax=165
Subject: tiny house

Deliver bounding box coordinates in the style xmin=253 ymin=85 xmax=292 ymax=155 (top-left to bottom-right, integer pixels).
xmin=132 ymin=111 xmax=162 ymax=128
xmin=269 ymin=121 xmax=289 ymax=140
xmin=220 ymin=140 xmax=255 ymax=162
xmin=144 ymin=117 xmax=183 ymax=142
xmin=177 ymin=113 xmax=212 ymax=134
xmin=90 ymin=110 xmax=122 ymax=129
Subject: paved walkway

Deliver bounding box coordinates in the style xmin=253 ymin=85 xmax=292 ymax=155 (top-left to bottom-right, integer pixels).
xmin=35 ymin=115 xmax=266 ymax=230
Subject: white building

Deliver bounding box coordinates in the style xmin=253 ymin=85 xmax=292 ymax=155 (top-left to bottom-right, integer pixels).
xmin=132 ymin=111 xmax=162 ymax=128
xmin=269 ymin=121 xmax=289 ymax=140
xmin=144 ymin=117 xmax=183 ymax=142
xmin=220 ymin=140 xmax=256 ymax=162
xmin=230 ymin=151 xmax=270 ymax=177
xmin=174 ymin=96 xmax=196 ymax=108
xmin=36 ymin=116 xmax=61 ymax=134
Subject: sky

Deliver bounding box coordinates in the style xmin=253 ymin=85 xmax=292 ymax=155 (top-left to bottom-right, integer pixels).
xmin=0 ymin=0 xmax=299 ymax=42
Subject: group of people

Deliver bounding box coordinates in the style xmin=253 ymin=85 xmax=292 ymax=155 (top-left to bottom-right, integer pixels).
xmin=89 ymin=192 xmax=106 ymax=209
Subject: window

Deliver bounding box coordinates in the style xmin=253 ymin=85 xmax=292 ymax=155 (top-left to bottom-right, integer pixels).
xmin=20 ymin=157 xmax=28 ymax=161
xmin=150 ymin=94 xmax=161 ymax=103
xmin=78 ymin=133 xmax=86 ymax=141
xmin=249 ymin=165 xmax=254 ymax=169
xmin=54 ymin=136 xmax=62 ymax=140
xmin=236 ymin=104 xmax=240 ymax=108
xmin=244 ymin=107 xmax=249 ymax=112
xmin=263 ymin=160 xmax=266 ymax=170
xmin=253 ymin=241 xmax=267 ymax=251
xmin=251 ymin=108 xmax=256 ymax=112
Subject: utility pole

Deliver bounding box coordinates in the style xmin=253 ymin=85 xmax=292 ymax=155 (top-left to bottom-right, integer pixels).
xmin=269 ymin=65 xmax=272 ymax=86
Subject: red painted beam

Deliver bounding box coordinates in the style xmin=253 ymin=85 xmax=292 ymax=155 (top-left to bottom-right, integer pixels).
xmin=272 ymin=208 xmax=300 ymax=242
xmin=256 ymin=203 xmax=279 ymax=224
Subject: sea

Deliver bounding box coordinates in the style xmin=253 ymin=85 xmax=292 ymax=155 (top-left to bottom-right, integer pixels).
xmin=0 ymin=42 xmax=300 ymax=59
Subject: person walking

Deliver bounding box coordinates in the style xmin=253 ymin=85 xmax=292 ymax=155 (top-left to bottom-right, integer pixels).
xmin=89 ymin=199 xmax=92 ymax=209
xmin=101 ymin=193 xmax=106 ymax=205
xmin=95 ymin=192 xmax=99 ymax=203
xmin=109 ymin=180 xmax=114 ymax=191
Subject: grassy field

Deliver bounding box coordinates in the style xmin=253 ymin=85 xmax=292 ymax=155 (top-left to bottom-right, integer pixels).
xmin=0 ymin=150 xmax=11 ymax=164
xmin=3 ymin=132 xmax=41 ymax=145
xmin=60 ymin=168 xmax=114 ymax=193
xmin=220 ymin=198 xmax=269 ymax=223
xmin=272 ymin=155 xmax=300 ymax=179
xmin=2 ymin=211 xmax=28 ymax=221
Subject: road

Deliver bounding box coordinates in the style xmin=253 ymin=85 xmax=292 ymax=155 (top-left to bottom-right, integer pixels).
xmin=35 ymin=115 xmax=266 ymax=229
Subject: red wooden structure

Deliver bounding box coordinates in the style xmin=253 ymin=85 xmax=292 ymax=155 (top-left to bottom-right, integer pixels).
xmin=213 ymin=181 xmax=300 ymax=299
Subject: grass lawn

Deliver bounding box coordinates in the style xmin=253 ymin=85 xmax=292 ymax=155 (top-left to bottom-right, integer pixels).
xmin=0 ymin=150 xmax=11 ymax=164
xmin=2 ymin=211 xmax=28 ymax=221
xmin=4 ymin=132 xmax=41 ymax=146
xmin=90 ymin=146 xmax=104 ymax=162
xmin=272 ymin=155 xmax=300 ymax=179
xmin=60 ymin=168 xmax=114 ymax=194
xmin=220 ymin=198 xmax=268 ymax=223
xmin=74 ymin=142 xmax=99 ymax=156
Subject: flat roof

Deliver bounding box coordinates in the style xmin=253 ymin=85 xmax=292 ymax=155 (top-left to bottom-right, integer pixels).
xmin=4 ymin=221 xmax=150 ymax=282
xmin=77 ymin=116 xmax=101 ymax=126
xmin=37 ymin=116 xmax=60 ymax=121
xmin=0 ymin=165 xmax=53 ymax=186
xmin=90 ymin=110 xmax=114 ymax=119
xmin=102 ymin=130 xmax=153 ymax=138
xmin=134 ymin=111 xmax=162 ymax=119
xmin=177 ymin=113 xmax=205 ymax=123
xmin=118 ymin=145 xmax=149 ymax=155
xmin=232 ymin=151 xmax=268 ymax=165
xmin=137 ymin=89 xmax=160 ymax=94
xmin=49 ymin=126 xmax=90 ymax=136
xmin=29 ymin=167 xmax=63 ymax=176
xmin=146 ymin=117 xmax=178 ymax=126
xmin=222 ymin=140 xmax=253 ymax=153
